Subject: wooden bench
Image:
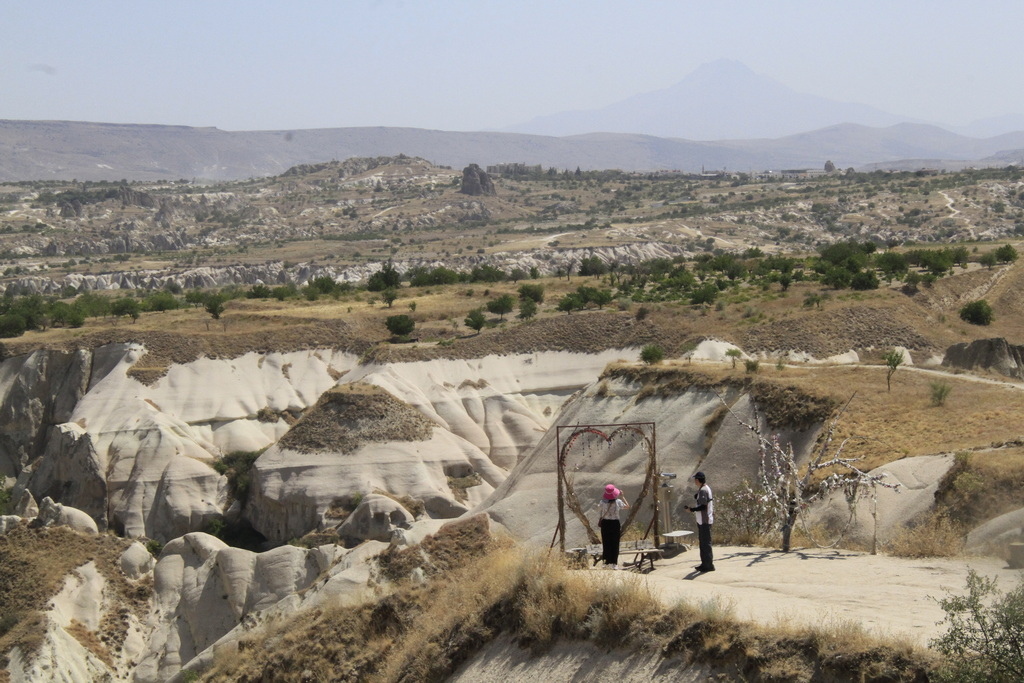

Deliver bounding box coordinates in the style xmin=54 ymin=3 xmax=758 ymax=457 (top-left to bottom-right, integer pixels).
xmin=568 ymin=540 xmax=665 ymax=572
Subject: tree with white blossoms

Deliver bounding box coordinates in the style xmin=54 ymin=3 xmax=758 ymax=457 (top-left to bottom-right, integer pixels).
xmin=723 ymin=393 xmax=901 ymax=552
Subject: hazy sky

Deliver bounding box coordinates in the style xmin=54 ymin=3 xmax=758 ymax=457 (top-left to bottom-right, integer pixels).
xmin=4 ymin=1 xmax=1023 ymax=132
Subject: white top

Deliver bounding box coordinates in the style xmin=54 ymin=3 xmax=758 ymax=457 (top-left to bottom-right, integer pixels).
xmin=599 ymin=498 xmax=627 ymax=521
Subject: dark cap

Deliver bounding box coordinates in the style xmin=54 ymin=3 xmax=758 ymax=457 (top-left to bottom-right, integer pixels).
xmin=693 ymin=471 xmax=706 ymax=483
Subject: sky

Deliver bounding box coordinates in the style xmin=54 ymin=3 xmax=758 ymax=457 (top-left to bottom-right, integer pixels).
xmin=4 ymin=1 xmax=1024 ymax=133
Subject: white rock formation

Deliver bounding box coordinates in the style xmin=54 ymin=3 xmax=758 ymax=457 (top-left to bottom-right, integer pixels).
xmin=806 ymin=453 xmax=955 ymax=546
xmin=4 ymin=344 xmax=361 ymax=540
xmin=247 ymin=350 xmax=628 ymax=543
xmin=37 ymin=496 xmax=99 ymax=535
xmin=967 ymin=507 xmax=1024 ymax=553
xmin=134 ymin=531 xmax=369 ymax=682
xmin=335 ymin=493 xmax=414 ymax=545
xmin=472 ymin=370 xmax=824 ymax=548
xmin=121 ymin=541 xmax=157 ymax=580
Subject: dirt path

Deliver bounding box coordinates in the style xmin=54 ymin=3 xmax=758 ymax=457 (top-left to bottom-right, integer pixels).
xmin=609 ymin=545 xmax=1020 ymax=646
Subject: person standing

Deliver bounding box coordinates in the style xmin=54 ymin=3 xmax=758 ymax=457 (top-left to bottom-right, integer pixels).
xmin=597 ymin=484 xmax=629 ymax=569
xmin=684 ymin=471 xmax=715 ymax=572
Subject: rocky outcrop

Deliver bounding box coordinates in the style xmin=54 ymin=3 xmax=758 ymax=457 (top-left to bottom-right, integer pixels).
xmin=335 ymin=493 xmax=414 ymax=545
xmin=0 ymin=349 xmax=93 ymax=477
xmin=0 ymin=241 xmax=686 ymax=295
xmin=472 ymin=368 xmax=827 ymax=548
xmin=134 ymin=531 xmax=371 ymax=682
xmin=35 ymin=496 xmax=99 ymax=534
xmin=459 ymin=163 xmax=496 ymax=196
xmin=943 ymin=337 xmax=1024 ymax=379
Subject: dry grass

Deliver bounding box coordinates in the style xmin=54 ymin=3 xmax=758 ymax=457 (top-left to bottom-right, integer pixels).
xmin=66 ymin=619 xmax=114 ymax=668
xmin=755 ymin=365 xmax=1024 ymax=472
xmin=202 ymin=524 xmax=937 ymax=683
xmin=0 ymin=526 xmax=148 ymax=669
xmin=886 ymin=513 xmax=967 ymax=559
xmin=276 ymin=383 xmax=435 ymax=454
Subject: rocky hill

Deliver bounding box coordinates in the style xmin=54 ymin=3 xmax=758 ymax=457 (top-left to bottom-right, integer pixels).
xmin=5 ymin=118 xmax=1024 ymax=182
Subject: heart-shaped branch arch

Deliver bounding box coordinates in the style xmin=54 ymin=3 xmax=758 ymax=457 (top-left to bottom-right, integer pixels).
xmin=553 ymin=422 xmax=657 ymax=550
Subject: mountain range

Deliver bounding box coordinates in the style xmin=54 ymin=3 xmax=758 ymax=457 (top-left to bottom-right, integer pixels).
xmin=3 ymin=59 xmax=1024 ymax=181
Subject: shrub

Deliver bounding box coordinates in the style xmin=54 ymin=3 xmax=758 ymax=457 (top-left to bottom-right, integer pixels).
xmin=517 ymin=297 xmax=537 ymax=320
xmin=639 ymin=344 xmax=664 ymax=365
xmin=713 ymin=481 xmax=777 ymax=545
xmin=464 ymin=308 xmax=486 ymax=333
xmin=213 ymin=450 xmax=264 ymax=505
xmin=744 ymin=359 xmax=760 ymax=374
xmin=959 ymin=300 xmax=993 ymax=325
xmin=930 ymin=381 xmax=953 ymax=407
xmin=931 ymin=570 xmax=1024 ymax=681
xmin=385 ymin=314 xmax=415 ymax=338
xmin=886 ymin=513 xmax=965 ymax=558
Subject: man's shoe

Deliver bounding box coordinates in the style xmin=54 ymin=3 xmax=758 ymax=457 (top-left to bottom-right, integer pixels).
xmin=695 ymin=565 xmax=715 ymax=572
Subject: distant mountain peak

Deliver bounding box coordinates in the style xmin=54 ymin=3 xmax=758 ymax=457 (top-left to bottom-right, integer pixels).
xmin=505 ymin=60 xmax=911 ymax=140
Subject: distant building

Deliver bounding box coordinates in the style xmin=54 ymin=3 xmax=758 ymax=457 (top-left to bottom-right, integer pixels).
xmin=779 ymin=169 xmax=827 ymax=179
xmin=486 ymin=163 xmax=543 ymax=177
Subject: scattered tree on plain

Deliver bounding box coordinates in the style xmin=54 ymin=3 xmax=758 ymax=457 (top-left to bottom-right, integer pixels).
xmin=883 ymin=348 xmax=904 ymax=392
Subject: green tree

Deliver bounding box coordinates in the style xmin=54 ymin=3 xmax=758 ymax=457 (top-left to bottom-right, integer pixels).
xmin=517 ymin=283 xmax=545 ymax=304
xmin=578 ymin=256 xmax=607 ymax=276
xmin=931 ymin=570 xmax=1024 ymax=682
xmin=367 ymin=261 xmax=401 ymax=291
xmin=690 ymin=283 xmax=718 ymax=306
xmin=111 ymin=297 xmax=141 ymax=323
xmin=0 ymin=313 xmax=27 ymax=338
xmin=469 ymin=264 xmax=507 ymax=283
xmin=556 ymin=293 xmax=583 ymax=314
xmin=979 ymin=252 xmax=999 ymax=269
xmin=726 ymin=348 xmax=742 ymax=369
xmin=205 ymin=293 xmax=227 ymax=320
xmin=381 ymin=287 xmax=398 ymax=308
xmin=959 ymin=300 xmax=993 ymax=325
xmin=640 ymin=344 xmax=664 ymax=365
xmin=874 ymin=251 xmax=909 ymax=282
xmin=73 ymin=292 xmax=111 ymax=318
xmin=385 ymin=314 xmax=415 ymax=338
xmin=486 ymin=294 xmax=515 ymax=320
xmin=184 ymin=290 xmax=207 ymax=308
xmin=850 ymin=270 xmax=880 ymax=291
xmin=883 ymin=348 xmax=904 ymax=392
xmin=247 ymin=284 xmax=273 ymax=299
xmin=995 ymin=244 xmax=1019 ymax=263
xmin=464 ymin=308 xmax=486 ymax=334
xmin=517 ymin=297 xmax=537 ymax=320
xmin=144 ymin=291 xmax=180 ymax=312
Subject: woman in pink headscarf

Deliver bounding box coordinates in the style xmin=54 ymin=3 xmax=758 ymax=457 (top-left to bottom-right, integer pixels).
xmin=596 ymin=484 xmax=630 ymax=569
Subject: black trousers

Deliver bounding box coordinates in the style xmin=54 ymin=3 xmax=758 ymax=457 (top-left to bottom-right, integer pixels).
xmin=697 ymin=523 xmax=714 ymax=569
xmin=599 ymin=519 xmax=620 ymax=565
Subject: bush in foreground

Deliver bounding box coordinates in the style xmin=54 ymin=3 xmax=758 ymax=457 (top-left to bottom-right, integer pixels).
xmin=931 ymin=569 xmax=1024 ymax=682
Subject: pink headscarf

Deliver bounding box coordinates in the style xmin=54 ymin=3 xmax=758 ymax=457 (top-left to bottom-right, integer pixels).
xmin=603 ymin=484 xmax=621 ymax=500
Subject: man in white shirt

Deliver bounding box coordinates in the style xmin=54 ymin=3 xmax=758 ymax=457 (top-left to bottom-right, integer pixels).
xmin=684 ymin=471 xmax=714 ymax=572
